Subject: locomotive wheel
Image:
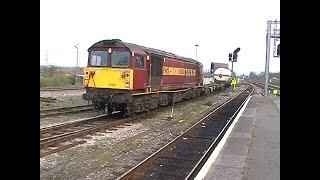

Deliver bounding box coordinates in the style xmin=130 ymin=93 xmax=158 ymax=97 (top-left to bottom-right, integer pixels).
xmin=123 ymin=104 xmax=134 ymax=117
xmin=105 ymin=106 xmax=112 ymax=116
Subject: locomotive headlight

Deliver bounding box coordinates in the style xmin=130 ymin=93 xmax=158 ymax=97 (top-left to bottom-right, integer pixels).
xmin=124 ymin=71 xmax=130 ymax=88
xmin=120 ymin=72 xmax=125 ymax=78
xmin=84 ymin=71 xmax=90 ymax=79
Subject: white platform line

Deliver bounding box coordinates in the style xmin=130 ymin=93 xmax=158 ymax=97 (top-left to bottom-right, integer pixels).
xmin=194 ymin=95 xmax=252 ymax=180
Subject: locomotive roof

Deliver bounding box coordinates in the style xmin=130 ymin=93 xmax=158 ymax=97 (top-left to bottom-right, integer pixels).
xmin=89 ymin=39 xmax=201 ymax=64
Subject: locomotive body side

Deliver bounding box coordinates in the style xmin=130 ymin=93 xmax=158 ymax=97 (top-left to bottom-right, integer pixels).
xmin=160 ymin=57 xmax=202 ymax=89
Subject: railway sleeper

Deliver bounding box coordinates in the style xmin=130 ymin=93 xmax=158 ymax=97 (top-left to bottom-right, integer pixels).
xmin=155 ymin=171 xmax=187 ymax=179
xmin=173 ymin=151 xmax=206 ymax=157
xmin=160 ymin=161 xmax=194 ymax=169
xmin=40 ymin=140 xmax=86 ymax=157
xmin=157 ymin=156 xmax=199 ymax=162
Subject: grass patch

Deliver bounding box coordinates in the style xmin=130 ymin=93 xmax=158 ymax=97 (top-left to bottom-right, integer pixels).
xmin=203 ymin=101 xmax=212 ymax=106
xmin=40 ymin=75 xmax=75 ymax=88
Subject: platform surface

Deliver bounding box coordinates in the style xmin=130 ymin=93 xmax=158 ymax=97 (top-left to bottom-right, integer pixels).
xmin=202 ymin=95 xmax=280 ymax=180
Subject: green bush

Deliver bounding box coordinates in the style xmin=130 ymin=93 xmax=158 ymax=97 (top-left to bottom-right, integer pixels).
xmin=40 ymin=75 xmax=75 ymax=88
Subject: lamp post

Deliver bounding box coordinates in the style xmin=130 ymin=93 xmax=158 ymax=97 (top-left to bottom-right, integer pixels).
xmin=195 ymin=44 xmax=199 ymax=61
xmin=74 ymin=44 xmax=79 ymax=75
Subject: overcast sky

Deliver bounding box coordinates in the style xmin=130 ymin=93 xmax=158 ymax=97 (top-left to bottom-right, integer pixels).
xmin=40 ymin=0 xmax=280 ymax=75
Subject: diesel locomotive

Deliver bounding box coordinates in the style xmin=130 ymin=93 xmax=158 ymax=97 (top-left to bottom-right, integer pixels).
xmin=82 ymin=39 xmax=228 ymax=116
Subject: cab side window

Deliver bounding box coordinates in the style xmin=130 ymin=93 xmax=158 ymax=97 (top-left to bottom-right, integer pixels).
xmin=135 ymin=56 xmax=144 ymax=68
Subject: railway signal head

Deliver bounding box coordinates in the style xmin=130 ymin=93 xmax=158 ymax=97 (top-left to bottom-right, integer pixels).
xmin=233 ymin=54 xmax=238 ymax=62
xmin=233 ymin=47 xmax=240 ymax=54
xmin=228 ymin=53 xmax=232 ymax=61
xmin=210 ymin=62 xmax=215 ymax=73
xmin=232 ymin=47 xmax=240 ymax=62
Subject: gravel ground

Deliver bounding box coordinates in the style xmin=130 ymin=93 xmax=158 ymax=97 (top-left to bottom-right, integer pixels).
xmin=40 ymin=89 xmax=95 ymax=128
xmin=40 ymin=89 xmax=88 ymax=110
xmin=40 ymin=85 xmax=247 ymax=180
xmin=40 ymin=111 xmax=100 ymax=128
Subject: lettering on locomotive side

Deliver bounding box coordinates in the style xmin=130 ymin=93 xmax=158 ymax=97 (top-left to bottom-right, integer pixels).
xmin=163 ymin=67 xmax=170 ymax=75
xmin=162 ymin=66 xmax=196 ymax=76
xmin=109 ymin=83 xmax=116 ymax=86
xmin=186 ymin=69 xmax=190 ymax=76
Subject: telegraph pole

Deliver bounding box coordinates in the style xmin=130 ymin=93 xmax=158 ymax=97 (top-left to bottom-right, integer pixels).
xmin=45 ymin=49 xmax=48 ymax=66
xmin=264 ymin=22 xmax=271 ymax=96
xmin=45 ymin=49 xmax=49 ymax=75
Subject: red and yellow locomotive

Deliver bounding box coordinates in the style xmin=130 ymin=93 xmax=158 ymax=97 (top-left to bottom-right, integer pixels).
xmin=82 ymin=39 xmax=205 ymax=116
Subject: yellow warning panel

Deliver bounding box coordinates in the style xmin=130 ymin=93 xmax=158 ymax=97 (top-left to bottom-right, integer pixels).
xmin=83 ymin=67 xmax=133 ymax=90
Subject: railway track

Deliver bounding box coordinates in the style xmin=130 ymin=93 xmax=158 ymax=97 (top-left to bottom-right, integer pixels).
xmin=40 ymin=104 xmax=94 ymax=118
xmin=252 ymin=81 xmax=279 ymax=89
xmin=249 ymin=81 xmax=280 ymax=96
xmin=40 ymin=93 xmax=220 ymax=157
xmin=40 ymin=111 xmax=157 ymax=158
xmin=40 ymin=97 xmax=57 ymax=102
xmin=117 ymin=85 xmax=254 ymax=180
xmin=40 ymin=85 xmax=245 ymax=158
xmin=40 ymin=114 xmax=126 ymax=157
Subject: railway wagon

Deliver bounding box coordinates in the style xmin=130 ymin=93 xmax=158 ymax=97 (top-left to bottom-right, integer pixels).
xmin=213 ymin=67 xmax=232 ymax=84
xmin=82 ymin=39 xmax=206 ymax=116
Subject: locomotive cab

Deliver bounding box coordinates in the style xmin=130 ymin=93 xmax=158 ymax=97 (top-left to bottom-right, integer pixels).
xmin=84 ymin=50 xmax=134 ymax=90
xmin=82 ymin=39 xmax=148 ymax=114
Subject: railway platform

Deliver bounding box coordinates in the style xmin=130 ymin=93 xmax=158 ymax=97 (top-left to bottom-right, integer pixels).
xmin=197 ymin=94 xmax=280 ymax=180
